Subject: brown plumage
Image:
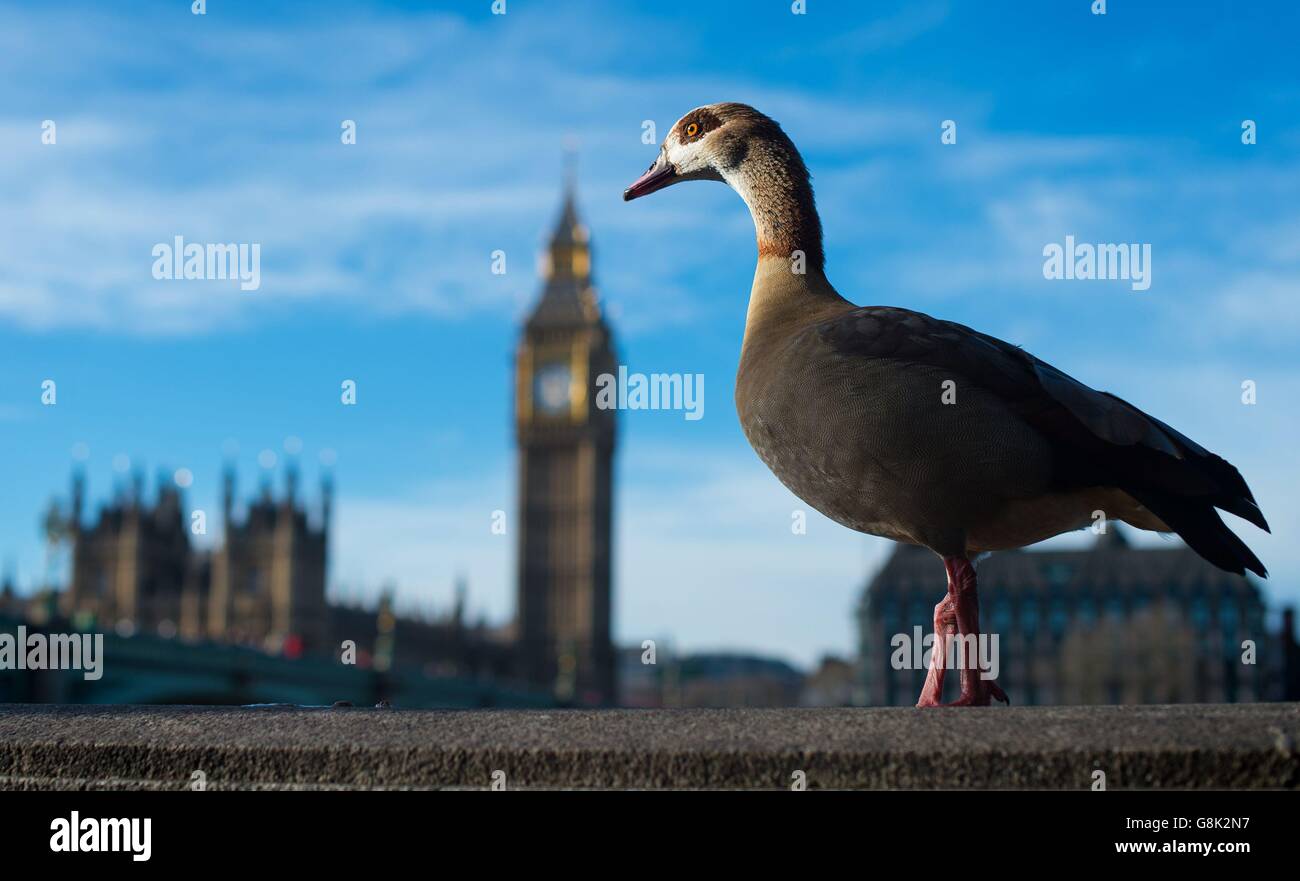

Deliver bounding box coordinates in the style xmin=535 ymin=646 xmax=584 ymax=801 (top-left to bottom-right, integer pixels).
xmin=625 ymin=102 xmax=1269 ymax=706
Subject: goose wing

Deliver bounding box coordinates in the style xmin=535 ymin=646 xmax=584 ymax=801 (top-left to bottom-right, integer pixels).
xmin=815 ymin=305 xmax=1268 ymax=576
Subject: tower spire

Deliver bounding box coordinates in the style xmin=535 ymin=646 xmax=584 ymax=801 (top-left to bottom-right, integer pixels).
xmin=527 ymin=150 xmax=602 ymax=330
xmin=563 ymin=143 xmax=578 ymax=198
xmin=543 ymin=150 xmax=592 ymax=285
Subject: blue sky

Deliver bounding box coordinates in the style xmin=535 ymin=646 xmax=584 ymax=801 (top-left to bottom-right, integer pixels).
xmin=1 ymin=0 xmax=1297 ymax=668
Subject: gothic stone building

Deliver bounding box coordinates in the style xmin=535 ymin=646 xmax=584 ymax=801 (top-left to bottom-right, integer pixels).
xmin=856 ymin=527 xmax=1274 ymax=706
xmin=49 ymin=467 xmax=332 ymax=654
xmin=204 ymin=467 xmax=330 ymax=654
xmin=45 ymin=467 xmax=508 ymax=675
xmin=51 ymin=471 xmax=198 ymax=637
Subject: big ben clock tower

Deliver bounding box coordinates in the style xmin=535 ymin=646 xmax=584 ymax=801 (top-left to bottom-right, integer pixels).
xmin=515 ymin=175 xmax=617 ymax=705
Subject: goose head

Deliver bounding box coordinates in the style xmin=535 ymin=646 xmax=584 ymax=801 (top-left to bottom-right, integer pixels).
xmin=623 ymin=102 xmax=824 ymax=269
xmin=624 ymin=104 xmax=731 ymax=200
xmin=623 ymin=102 xmax=803 ymax=200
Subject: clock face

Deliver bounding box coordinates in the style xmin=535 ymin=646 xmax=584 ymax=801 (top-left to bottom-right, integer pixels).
xmin=534 ymin=362 xmax=573 ymax=415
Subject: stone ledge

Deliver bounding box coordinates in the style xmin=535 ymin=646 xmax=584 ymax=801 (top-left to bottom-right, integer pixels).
xmin=1 ymin=703 xmax=1297 ymax=790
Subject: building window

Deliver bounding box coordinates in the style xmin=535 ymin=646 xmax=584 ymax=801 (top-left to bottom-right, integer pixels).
xmin=1021 ymin=602 xmax=1039 ymax=636
xmin=1190 ymin=598 xmax=1210 ymax=633
xmin=1220 ymin=601 xmax=1238 ymax=642
xmin=1049 ymin=600 xmax=1069 ymax=639
xmin=991 ymin=600 xmax=1012 ymax=635
xmin=1076 ymin=599 xmax=1096 ymax=627
xmin=907 ymin=600 xmax=927 ymax=630
xmin=1045 ymin=563 xmax=1073 ymax=588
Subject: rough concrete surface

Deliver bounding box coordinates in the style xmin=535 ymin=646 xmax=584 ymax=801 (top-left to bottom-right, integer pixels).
xmin=1 ymin=702 xmax=1297 ymax=790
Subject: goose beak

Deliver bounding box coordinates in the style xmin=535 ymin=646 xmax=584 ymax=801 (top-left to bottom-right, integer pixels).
xmin=623 ymin=155 xmax=678 ymax=201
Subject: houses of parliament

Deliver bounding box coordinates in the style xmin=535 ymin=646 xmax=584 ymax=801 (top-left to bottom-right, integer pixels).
xmin=22 ymin=179 xmax=619 ymax=705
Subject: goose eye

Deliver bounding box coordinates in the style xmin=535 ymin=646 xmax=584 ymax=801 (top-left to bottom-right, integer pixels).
xmin=685 ymin=122 xmax=699 ymax=137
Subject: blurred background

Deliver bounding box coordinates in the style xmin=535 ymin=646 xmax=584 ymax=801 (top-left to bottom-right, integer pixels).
xmin=0 ymin=0 xmax=1297 ymax=708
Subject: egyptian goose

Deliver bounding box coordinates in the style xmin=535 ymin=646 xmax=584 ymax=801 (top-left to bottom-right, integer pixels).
xmin=624 ymin=102 xmax=1269 ymax=707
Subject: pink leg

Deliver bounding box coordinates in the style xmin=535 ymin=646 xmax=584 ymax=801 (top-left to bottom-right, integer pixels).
xmin=939 ymin=556 xmax=1008 ymax=707
xmin=915 ymin=596 xmax=955 ymax=707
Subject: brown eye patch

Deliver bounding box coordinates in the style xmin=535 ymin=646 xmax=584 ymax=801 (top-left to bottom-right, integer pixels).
xmin=676 ymin=108 xmax=721 ymax=144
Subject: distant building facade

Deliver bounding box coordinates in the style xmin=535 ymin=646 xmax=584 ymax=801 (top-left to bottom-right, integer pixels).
xmin=856 ymin=528 xmax=1279 ymax=706
xmin=47 ymin=472 xmax=200 ymax=638
xmin=800 ymin=655 xmax=856 ymax=707
xmin=42 ymin=467 xmax=508 ymax=680
xmin=664 ymin=653 xmax=805 ymax=708
xmin=205 ymin=467 xmax=329 ymax=654
xmin=513 ymin=181 xmax=618 ymax=705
